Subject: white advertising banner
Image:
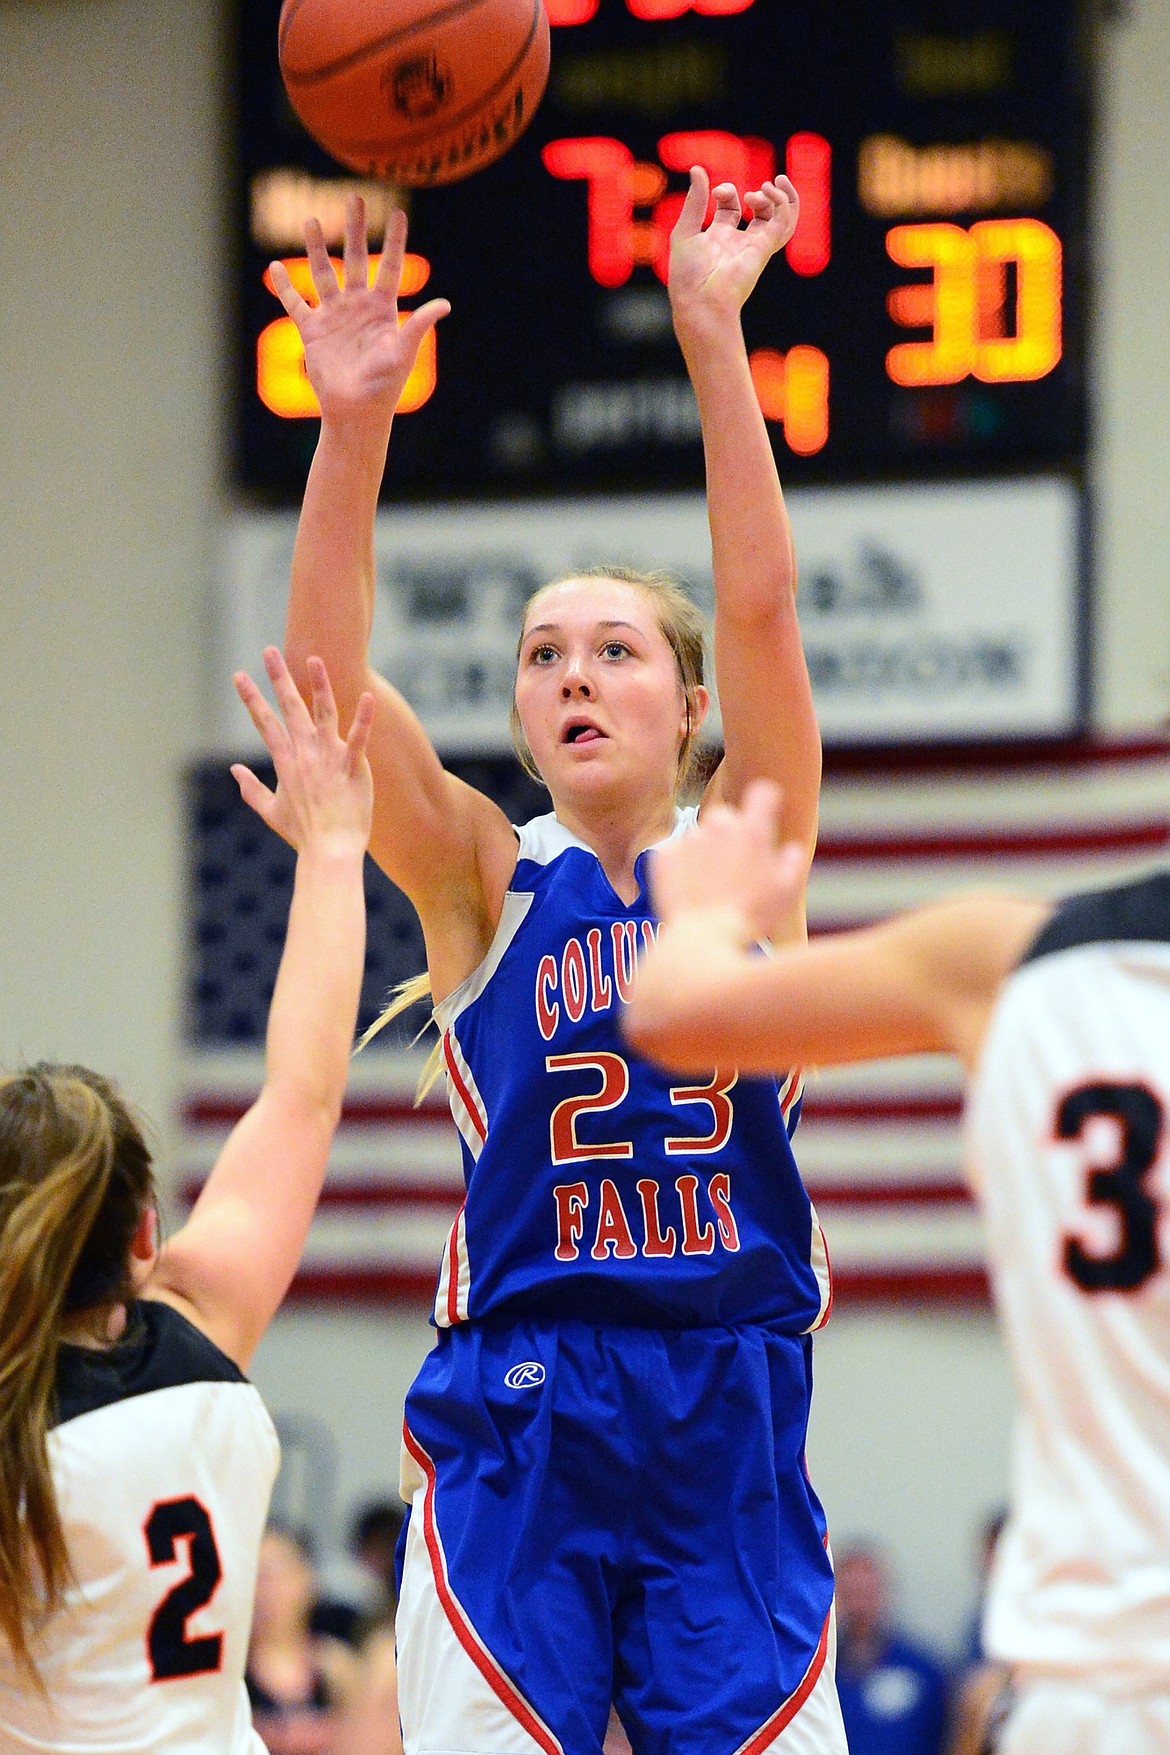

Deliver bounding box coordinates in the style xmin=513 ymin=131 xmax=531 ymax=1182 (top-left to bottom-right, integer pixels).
xmin=214 ymin=476 xmax=1081 ymax=752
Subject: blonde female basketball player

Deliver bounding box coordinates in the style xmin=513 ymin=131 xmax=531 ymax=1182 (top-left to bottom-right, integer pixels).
xmin=275 ymin=177 xmax=846 ymax=1755
xmin=629 ymin=779 xmax=1170 ymax=1755
xmin=0 ymin=651 xmax=373 ymax=1752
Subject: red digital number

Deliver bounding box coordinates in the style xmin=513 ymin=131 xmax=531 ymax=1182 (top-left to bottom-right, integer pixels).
xmin=545 ymin=0 xmax=755 ymax=19
xmin=542 ymin=130 xmax=829 ymax=291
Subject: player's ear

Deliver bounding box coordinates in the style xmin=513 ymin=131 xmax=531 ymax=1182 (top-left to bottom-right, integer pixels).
xmin=130 ymin=1206 xmax=159 ymax=1263
xmin=686 ymin=685 xmax=710 ymax=737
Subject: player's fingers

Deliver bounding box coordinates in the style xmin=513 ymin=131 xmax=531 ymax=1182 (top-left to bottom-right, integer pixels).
xmin=261 ymin=646 xmax=314 ymax=739
xmin=374 ymin=206 xmax=408 ymax=296
xmin=268 ymin=259 xmax=312 ymax=321
xmin=230 ymin=763 xmax=277 ymax=826
xmin=673 ymin=165 xmax=710 ymax=238
xmin=399 ymin=298 xmax=451 ymax=354
xmin=743 ymin=189 xmax=776 ymax=231
xmin=702 ymin=802 xmax=739 ymax=835
xmin=305 ymin=654 xmax=340 ymax=736
xmin=343 ymin=193 xmax=369 ymax=292
xmin=304 ymin=215 xmax=341 ymax=300
xmin=233 ymin=668 xmax=288 ymax=757
xmin=741 ymin=777 xmax=784 ymax=842
xmin=711 ymin=182 xmax=743 ymax=227
xmin=345 ymin=690 xmax=377 ymax=774
xmin=765 ymin=177 xmax=800 ymax=232
xmin=769 ymin=840 xmax=808 ymax=902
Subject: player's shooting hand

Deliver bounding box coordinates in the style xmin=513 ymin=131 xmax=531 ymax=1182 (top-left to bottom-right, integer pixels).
xmin=649 ymin=779 xmax=806 ymax=944
xmin=668 ymin=167 xmax=799 ymax=338
xmin=231 ymin=648 xmax=375 ymax=859
xmin=268 ymin=194 xmax=449 ymax=429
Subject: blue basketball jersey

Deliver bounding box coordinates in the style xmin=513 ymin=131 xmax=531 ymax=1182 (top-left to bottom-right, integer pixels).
xmin=430 ymin=808 xmax=832 ymax=1331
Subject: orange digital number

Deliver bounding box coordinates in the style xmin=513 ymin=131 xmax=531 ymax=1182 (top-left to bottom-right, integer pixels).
xmin=749 ymin=347 xmax=830 ymax=454
xmin=256 ymin=253 xmax=437 ymax=419
xmin=886 ymin=218 xmax=1062 ymax=387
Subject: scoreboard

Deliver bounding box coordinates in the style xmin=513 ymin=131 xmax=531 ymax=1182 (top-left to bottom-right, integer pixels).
xmin=233 ymin=0 xmax=1091 ymax=501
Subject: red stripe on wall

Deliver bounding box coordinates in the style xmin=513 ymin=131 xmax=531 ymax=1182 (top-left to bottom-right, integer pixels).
xmin=813 ymin=820 xmax=1168 ymax=863
xmin=280 ymin=1264 xmax=991 ymax=1307
xmin=180 ymin=1175 xmax=973 ymax=1215
xmin=180 ymin=1089 xmax=964 ymax=1137
xmin=821 ymin=733 xmax=1170 ymax=777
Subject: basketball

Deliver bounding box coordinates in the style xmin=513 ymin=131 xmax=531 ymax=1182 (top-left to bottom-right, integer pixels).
xmin=278 ymin=0 xmax=551 ymax=187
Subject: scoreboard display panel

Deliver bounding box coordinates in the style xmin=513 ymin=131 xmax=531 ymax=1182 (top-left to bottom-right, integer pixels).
xmin=234 ymin=0 xmax=1091 ymax=501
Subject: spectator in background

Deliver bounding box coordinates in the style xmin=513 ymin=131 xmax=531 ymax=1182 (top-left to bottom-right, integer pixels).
xmin=350 ymin=1499 xmax=404 ymax=1610
xmin=948 ymin=1511 xmax=1013 ymax=1755
xmin=958 ymin=1508 xmax=1009 ymax=1667
xmin=247 ymin=1526 xmax=359 ymax=1755
xmin=318 ymin=1501 xmax=409 ymax=1755
xmin=313 ymin=1498 xmax=406 ymax=1647
xmin=834 ymin=1543 xmax=950 ymax=1755
xmin=334 ymin=1625 xmax=402 ymax=1755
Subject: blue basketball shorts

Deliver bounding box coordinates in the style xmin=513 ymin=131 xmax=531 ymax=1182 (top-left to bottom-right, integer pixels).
xmin=396 ymin=1319 xmax=847 ymax=1755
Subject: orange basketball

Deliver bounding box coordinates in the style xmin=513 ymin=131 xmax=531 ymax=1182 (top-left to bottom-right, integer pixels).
xmin=278 ymin=0 xmax=550 ymax=187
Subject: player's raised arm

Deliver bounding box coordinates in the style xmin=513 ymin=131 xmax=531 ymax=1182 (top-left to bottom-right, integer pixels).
xmin=669 ymin=168 xmax=821 ymax=916
xmin=275 ymin=196 xmax=512 ymax=927
xmin=625 ymin=779 xmax=1042 ymax=1075
xmin=276 ymin=195 xmax=448 ymax=711
xmin=150 ymin=650 xmax=373 ymax=1369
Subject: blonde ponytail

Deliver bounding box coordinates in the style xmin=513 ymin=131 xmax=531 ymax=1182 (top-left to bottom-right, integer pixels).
xmin=357 ymin=972 xmax=445 ymax=1102
xmin=0 ymin=1066 xmax=154 ymax=1682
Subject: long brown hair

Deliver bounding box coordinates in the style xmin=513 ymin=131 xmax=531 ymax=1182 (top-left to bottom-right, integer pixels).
xmin=361 ymin=567 xmax=711 ymax=1093
xmin=0 ymin=1064 xmax=155 ymax=1680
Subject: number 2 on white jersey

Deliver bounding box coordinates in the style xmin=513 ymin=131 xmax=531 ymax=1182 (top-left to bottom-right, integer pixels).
xmin=144 ymin=1496 xmax=224 ymax=1682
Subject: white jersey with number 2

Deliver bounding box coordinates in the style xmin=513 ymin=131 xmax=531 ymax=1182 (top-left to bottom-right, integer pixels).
xmin=0 ymin=1299 xmax=279 ymax=1751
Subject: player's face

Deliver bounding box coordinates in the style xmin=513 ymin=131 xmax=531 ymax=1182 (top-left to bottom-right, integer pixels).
xmin=251 ymin=1530 xmax=316 ymax=1637
xmin=515 ymin=579 xmax=690 ymax=809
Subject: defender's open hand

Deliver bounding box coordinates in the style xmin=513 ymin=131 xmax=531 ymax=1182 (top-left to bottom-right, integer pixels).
xmin=231 ymin=648 xmax=375 ymax=858
xmin=648 ymin=779 xmax=806 ymax=944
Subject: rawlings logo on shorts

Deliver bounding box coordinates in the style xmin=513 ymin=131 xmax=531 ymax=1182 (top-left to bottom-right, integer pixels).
xmin=504 ymin=1361 xmax=546 ymax=1389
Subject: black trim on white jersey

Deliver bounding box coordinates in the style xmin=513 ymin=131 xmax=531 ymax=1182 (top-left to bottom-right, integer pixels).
xmin=53 ymin=1300 xmax=245 ymax=1428
xmin=1021 ymin=871 xmax=1170 ymax=968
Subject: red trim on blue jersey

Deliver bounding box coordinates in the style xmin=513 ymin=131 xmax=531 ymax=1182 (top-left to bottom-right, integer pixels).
xmin=443 ymin=1032 xmax=488 ymax=1146
xmin=779 ymin=1068 xmax=803 ymax=1136
xmin=733 ymin=1606 xmax=831 ymax=1755
xmin=811 ymin=1205 xmax=834 ymax=1331
xmin=446 ymin=1201 xmax=466 ymax=1326
xmin=401 ymin=1423 xmax=565 ymax=1755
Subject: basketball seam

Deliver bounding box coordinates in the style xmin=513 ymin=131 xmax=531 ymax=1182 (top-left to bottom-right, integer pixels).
xmin=282 ymin=0 xmax=521 ymax=87
xmin=298 ymin=0 xmax=544 ymax=160
xmin=277 ymin=0 xmax=312 ymax=56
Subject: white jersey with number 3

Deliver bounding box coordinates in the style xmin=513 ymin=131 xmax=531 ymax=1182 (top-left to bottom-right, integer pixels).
xmin=0 ymin=1299 xmax=279 ymax=1751
xmin=966 ymin=873 xmax=1170 ymax=1684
